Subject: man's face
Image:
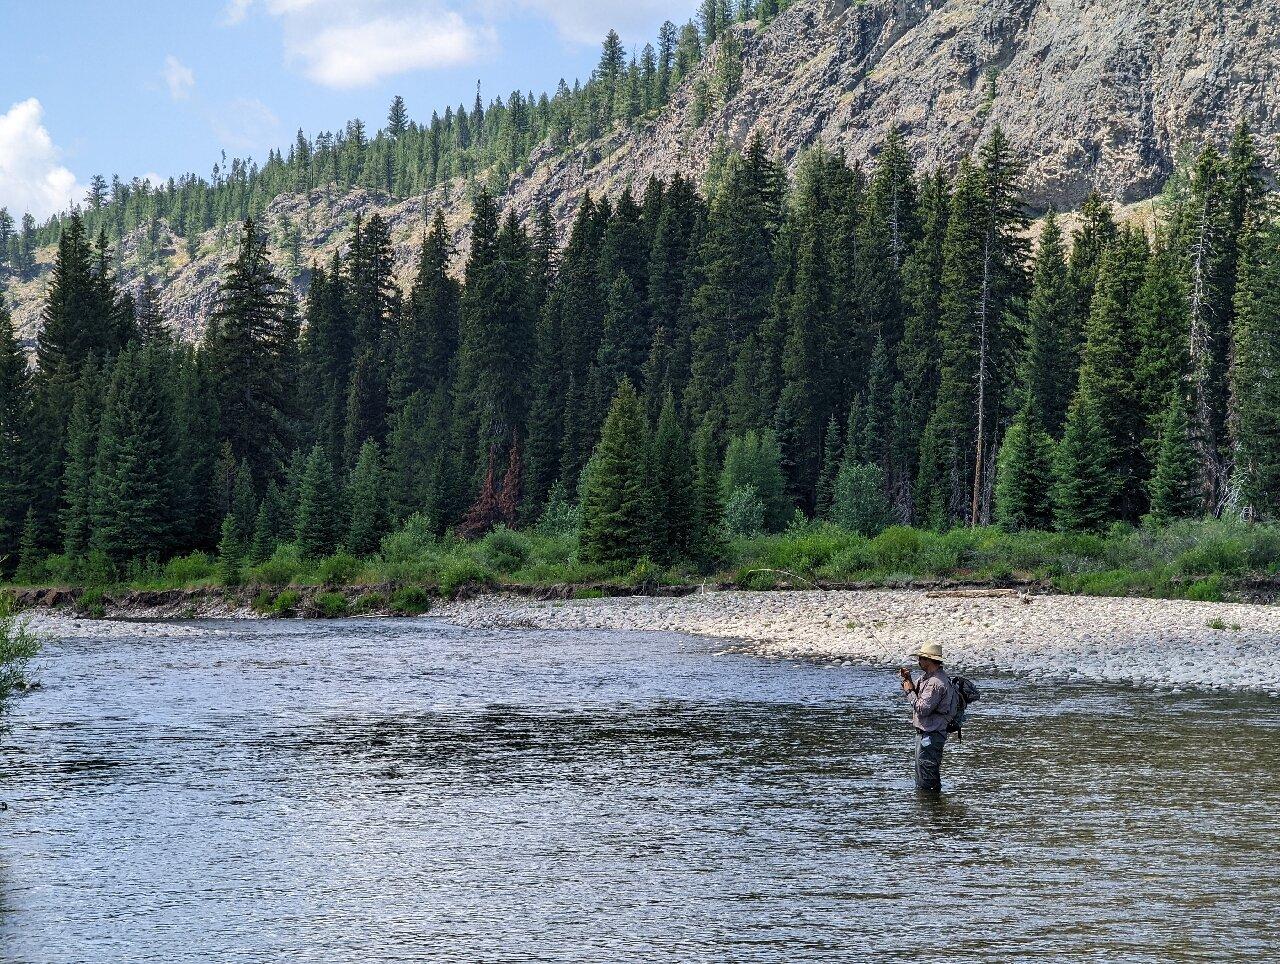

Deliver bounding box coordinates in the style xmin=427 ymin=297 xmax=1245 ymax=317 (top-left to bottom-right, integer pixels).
xmin=918 ymin=657 xmax=939 ymax=672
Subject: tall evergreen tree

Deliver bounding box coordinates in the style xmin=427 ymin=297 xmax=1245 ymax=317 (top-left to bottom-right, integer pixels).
xmin=206 ymin=219 xmax=299 ymax=483
xmin=580 ymin=380 xmax=653 ymax=565
xmin=1022 ymin=211 xmax=1075 ymax=434
xmin=650 ymin=394 xmax=696 ymax=565
xmin=1231 ymin=210 xmax=1280 ymax=517
xmin=1074 ymin=230 xmax=1149 ymax=520
xmin=346 ymin=439 xmax=389 ymax=555
xmin=0 ymin=296 xmax=33 ymax=570
xmin=454 ymin=194 xmax=536 ymax=487
xmin=918 ymin=130 xmax=1028 ymax=527
xmin=994 ymin=398 xmax=1055 ymax=531
xmin=1053 ymin=392 xmax=1113 ymax=533
xmin=1148 ymin=389 xmax=1201 ymax=522
xmin=686 ymin=138 xmax=781 ymax=430
xmin=295 ymin=444 xmax=340 ymax=558
xmin=89 ymin=346 xmax=177 ymax=563
xmin=59 ymin=364 xmax=102 ymax=556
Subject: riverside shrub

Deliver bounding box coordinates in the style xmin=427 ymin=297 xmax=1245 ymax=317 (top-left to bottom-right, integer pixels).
xmin=313 ymin=592 xmax=349 ymax=618
xmin=317 ymin=552 xmax=362 ymax=584
xmin=478 ymin=526 xmax=530 ymax=574
xmin=247 ymin=545 xmax=305 ymax=586
xmin=165 ymin=552 xmax=215 ymax=583
xmin=0 ymin=597 xmax=39 ymax=702
xmin=390 ymin=585 xmax=432 ymax=615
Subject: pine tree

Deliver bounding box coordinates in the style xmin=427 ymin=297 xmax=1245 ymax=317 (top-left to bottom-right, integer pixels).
xmin=650 ymin=395 xmax=696 ymax=564
xmin=554 ymin=197 xmax=608 ymax=489
xmin=580 ymin=380 xmax=653 ymax=565
xmin=454 ymin=195 xmax=536 ymax=487
xmin=216 ymin=514 xmax=245 ymax=585
xmin=1053 ymin=392 xmax=1113 ymax=533
xmin=1132 ymin=240 xmax=1190 ymax=462
xmin=920 ymin=131 xmax=1028 ymax=527
xmin=386 ymin=95 xmax=408 ymax=138
xmin=774 ymin=151 xmax=839 ymax=512
xmin=1066 ymin=190 xmax=1117 ymax=340
xmin=36 ymin=213 xmax=126 ymax=376
xmin=134 ymin=276 xmax=169 ymax=343
xmin=1148 ymin=389 xmax=1201 ymax=522
xmin=689 ymin=424 xmax=725 ymax=571
xmin=14 ymin=508 xmax=42 ymax=583
xmin=342 ymin=214 xmax=398 ymax=458
xmin=299 ymin=257 xmax=353 ymax=466
xmin=1022 ymin=211 xmax=1075 ymax=435
xmin=346 ymin=439 xmax=389 ymax=555
xmin=393 ymin=209 xmax=459 ymax=404
xmin=295 ymin=444 xmax=340 ymax=558
xmin=206 ymin=219 xmax=298 ymax=483
xmin=592 ymin=274 xmax=648 ymax=415
xmin=899 ymin=172 xmax=950 ymax=523
xmin=686 ymin=141 xmax=781 ymax=430
xmin=994 ymin=399 xmax=1055 ymax=531
xmin=1231 ymin=212 xmax=1280 ymax=517
xmin=59 ymin=364 xmax=102 ymax=556
xmin=815 ymin=414 xmax=842 ymax=519
xmin=250 ymin=482 xmax=287 ymax=563
xmin=0 ymin=296 xmax=33 ymax=569
xmin=89 ymin=346 xmax=177 ymax=563
xmin=1074 ymin=231 xmax=1149 ymax=520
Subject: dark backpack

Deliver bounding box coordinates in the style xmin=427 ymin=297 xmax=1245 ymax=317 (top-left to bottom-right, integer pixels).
xmin=946 ymin=675 xmax=981 ymax=737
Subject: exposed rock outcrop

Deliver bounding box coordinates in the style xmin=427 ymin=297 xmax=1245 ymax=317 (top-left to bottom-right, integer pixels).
xmin=10 ymin=0 xmax=1278 ymax=345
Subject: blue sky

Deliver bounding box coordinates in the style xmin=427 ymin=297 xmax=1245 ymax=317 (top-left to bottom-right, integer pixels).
xmin=0 ymin=0 xmax=693 ymax=221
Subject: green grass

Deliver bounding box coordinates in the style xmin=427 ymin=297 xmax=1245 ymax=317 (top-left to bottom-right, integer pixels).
xmin=9 ymin=516 xmax=1280 ymax=608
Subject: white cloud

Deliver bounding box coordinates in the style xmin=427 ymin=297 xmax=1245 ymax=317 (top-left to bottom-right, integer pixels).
xmin=140 ymin=172 xmax=166 ymax=188
xmin=221 ymin=0 xmax=253 ymax=25
xmin=211 ymin=98 xmax=281 ymax=151
xmin=514 ymin=0 xmax=675 ymax=45
xmin=163 ymin=55 xmax=196 ymax=100
xmin=240 ymin=0 xmax=491 ymax=87
xmin=289 ymin=11 xmax=490 ymax=87
xmin=0 ymin=99 xmax=84 ymax=220
xmin=232 ymin=0 xmax=667 ymax=88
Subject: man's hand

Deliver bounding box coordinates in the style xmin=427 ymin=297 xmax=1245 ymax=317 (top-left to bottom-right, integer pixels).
xmin=899 ymin=666 xmax=914 ymax=692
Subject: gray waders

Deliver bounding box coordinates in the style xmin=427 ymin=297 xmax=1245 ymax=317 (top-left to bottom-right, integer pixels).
xmin=914 ymin=729 xmax=947 ymax=793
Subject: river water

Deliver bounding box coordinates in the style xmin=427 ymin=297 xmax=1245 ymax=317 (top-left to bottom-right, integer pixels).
xmin=1 ymin=616 xmax=1278 ymax=962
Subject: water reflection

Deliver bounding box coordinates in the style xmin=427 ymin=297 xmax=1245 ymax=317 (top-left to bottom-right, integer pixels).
xmin=0 ymin=617 xmax=1277 ymax=962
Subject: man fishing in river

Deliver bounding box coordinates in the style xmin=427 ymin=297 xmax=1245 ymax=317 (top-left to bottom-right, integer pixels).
xmin=899 ymin=642 xmax=956 ymax=794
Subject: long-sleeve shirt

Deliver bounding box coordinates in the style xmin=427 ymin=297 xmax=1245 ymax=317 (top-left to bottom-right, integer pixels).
xmin=907 ymin=669 xmax=955 ymax=733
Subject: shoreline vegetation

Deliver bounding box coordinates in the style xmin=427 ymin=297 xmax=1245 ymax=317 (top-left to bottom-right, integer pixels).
xmin=9 ymin=516 xmax=1280 ymax=620
xmin=3 ymin=121 xmax=1279 ymax=621
xmin=0 ymin=596 xmax=39 ymax=704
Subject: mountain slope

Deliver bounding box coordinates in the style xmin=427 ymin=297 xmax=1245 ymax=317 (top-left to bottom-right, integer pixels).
xmin=9 ymin=0 xmax=1278 ymax=344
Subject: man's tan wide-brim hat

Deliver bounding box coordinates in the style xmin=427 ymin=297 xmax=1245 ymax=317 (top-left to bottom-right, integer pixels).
xmin=911 ymin=642 xmax=945 ymax=663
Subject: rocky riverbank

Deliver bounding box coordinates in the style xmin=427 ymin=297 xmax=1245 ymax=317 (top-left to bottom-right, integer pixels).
xmin=12 ymin=582 xmax=1280 ymax=695
xmin=433 ymin=589 xmax=1280 ymax=695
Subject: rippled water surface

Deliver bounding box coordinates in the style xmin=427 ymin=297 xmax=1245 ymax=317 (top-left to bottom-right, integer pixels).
xmin=2 ymin=616 xmax=1278 ymax=962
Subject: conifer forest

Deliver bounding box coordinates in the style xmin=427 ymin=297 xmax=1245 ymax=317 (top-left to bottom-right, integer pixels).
xmin=2 ymin=104 xmax=1279 ymax=595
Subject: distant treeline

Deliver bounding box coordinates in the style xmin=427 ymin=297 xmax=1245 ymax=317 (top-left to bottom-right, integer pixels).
xmin=0 ymin=0 xmax=791 ymax=280
xmin=1 ymin=120 xmax=1278 ymax=584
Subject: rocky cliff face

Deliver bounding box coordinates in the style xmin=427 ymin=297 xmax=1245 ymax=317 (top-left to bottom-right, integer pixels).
xmin=10 ymin=0 xmax=1278 ymax=344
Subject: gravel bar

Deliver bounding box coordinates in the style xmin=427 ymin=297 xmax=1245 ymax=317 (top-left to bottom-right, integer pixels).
xmin=434 ymin=589 xmax=1280 ymax=695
